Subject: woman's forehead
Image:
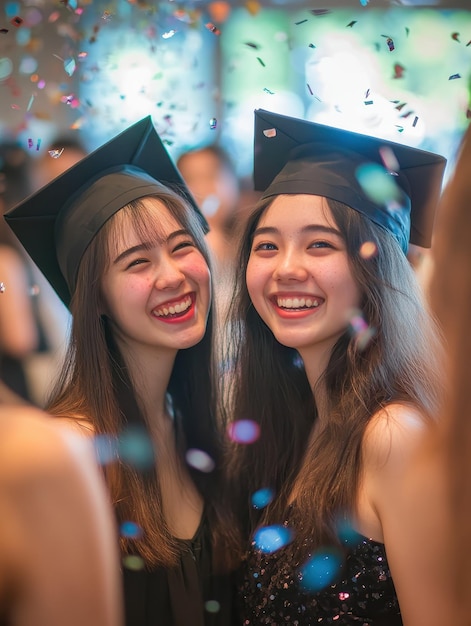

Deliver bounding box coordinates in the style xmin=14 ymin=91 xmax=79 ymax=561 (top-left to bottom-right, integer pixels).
xmin=108 ymin=198 xmax=181 ymax=249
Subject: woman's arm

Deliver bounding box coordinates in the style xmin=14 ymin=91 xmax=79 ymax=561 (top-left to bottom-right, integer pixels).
xmin=0 ymin=246 xmax=38 ymax=357
xmin=0 ymin=405 xmax=123 ymax=626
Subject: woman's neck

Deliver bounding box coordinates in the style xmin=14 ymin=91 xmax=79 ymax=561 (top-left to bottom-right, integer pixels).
xmin=119 ymin=342 xmax=177 ymax=428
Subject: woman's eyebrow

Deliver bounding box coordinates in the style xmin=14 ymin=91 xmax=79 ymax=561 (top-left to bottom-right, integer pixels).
xmin=252 ymin=224 xmax=341 ymax=237
xmin=113 ymin=229 xmax=190 ymax=265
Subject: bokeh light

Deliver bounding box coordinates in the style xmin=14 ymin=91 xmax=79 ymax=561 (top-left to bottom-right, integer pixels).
xmin=253 ymin=524 xmax=294 ymax=554
xmin=227 ymin=419 xmax=261 ymax=444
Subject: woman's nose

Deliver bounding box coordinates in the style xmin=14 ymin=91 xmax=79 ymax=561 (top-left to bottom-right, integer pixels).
xmin=272 ymin=251 xmax=309 ymax=282
xmin=154 ymin=257 xmax=185 ymax=290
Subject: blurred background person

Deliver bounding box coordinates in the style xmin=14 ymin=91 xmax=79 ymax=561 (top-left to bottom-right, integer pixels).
xmin=23 ymin=135 xmax=88 ymax=407
xmin=176 ymin=144 xmax=242 ymax=279
xmin=0 ymin=142 xmax=40 ymax=402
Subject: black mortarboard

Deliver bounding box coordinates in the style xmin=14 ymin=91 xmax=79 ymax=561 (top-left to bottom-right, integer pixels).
xmin=5 ymin=116 xmax=208 ymax=307
xmin=254 ymin=109 xmax=446 ymax=253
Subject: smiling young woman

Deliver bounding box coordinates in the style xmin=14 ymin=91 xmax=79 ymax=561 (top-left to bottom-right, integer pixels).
xmin=5 ymin=118 xmax=238 ymax=626
xmin=223 ymin=110 xmax=451 ymax=626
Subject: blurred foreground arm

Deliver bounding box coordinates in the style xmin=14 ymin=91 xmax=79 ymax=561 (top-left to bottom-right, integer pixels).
xmin=0 ymin=405 xmax=123 ymax=626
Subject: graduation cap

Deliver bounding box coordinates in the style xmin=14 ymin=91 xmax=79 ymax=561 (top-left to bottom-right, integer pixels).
xmin=4 ymin=116 xmax=208 ymax=307
xmin=254 ymin=109 xmax=446 ymax=253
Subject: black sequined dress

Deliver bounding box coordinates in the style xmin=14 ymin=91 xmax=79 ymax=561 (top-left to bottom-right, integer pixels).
xmin=237 ymin=527 xmax=403 ymax=626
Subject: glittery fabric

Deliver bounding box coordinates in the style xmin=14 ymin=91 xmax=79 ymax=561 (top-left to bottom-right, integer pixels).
xmin=237 ymin=531 xmax=403 ymax=625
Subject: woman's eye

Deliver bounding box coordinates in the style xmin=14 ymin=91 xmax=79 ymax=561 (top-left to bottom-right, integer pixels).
xmin=253 ymin=242 xmax=277 ymax=252
xmin=309 ymin=240 xmax=334 ymax=249
xmin=126 ymin=258 xmax=148 ymax=269
xmin=173 ymin=240 xmax=195 ymax=252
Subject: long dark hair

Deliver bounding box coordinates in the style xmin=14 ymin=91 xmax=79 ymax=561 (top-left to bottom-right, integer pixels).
xmin=47 ymin=189 xmax=233 ymax=568
xmin=224 ymin=195 xmax=443 ymax=553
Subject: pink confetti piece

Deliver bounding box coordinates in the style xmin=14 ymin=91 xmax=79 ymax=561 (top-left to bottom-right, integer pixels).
xmin=263 ymin=128 xmax=277 ymax=138
xmin=205 ymin=22 xmax=221 ymax=35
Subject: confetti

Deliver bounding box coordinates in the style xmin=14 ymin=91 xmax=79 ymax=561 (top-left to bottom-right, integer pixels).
xmin=451 ymin=32 xmax=460 ymax=42
xmin=263 ymin=87 xmax=274 ymax=94
xmin=0 ymin=283 xmax=5 ymax=293
xmin=412 ymin=116 xmax=419 ymax=127
xmin=364 ymin=100 xmax=373 ymax=105
xmin=0 ymin=29 xmax=9 ymax=34
xmin=263 ymin=128 xmax=277 ymax=138
xmin=227 ymin=419 xmax=260 ymax=444
xmin=295 ymin=19 xmax=308 ymax=25
xmin=309 ymin=9 xmax=330 ymax=15
xmin=253 ymin=525 xmax=293 ymax=554
xmin=449 ymin=73 xmax=461 ymax=80
xmin=385 ymin=36 xmax=395 ymax=51
xmin=308 ymin=43 xmax=316 ymax=48
xmin=307 ymin=83 xmax=313 ymax=95
xmin=162 ymin=29 xmax=176 ymax=39
xmin=205 ymin=601 xmax=221 ymax=614
xmin=244 ymin=0 xmax=261 ymax=16
xmin=347 ymin=21 xmax=357 ymax=28
xmin=251 ymin=487 xmax=274 ymax=509
xmin=205 ymin=22 xmax=221 ymax=35
xmin=379 ymin=146 xmax=399 ymax=172
xmin=64 ymin=57 xmax=76 ymax=76
xmin=27 ymin=138 xmax=33 ymax=149
xmin=27 ymin=94 xmax=34 ymax=111
xmin=209 ymin=117 xmax=217 ymax=129
xmin=120 ymin=521 xmax=143 ymax=539
xmin=10 ymin=16 xmax=23 ymax=27
xmin=185 ymin=448 xmax=215 ymax=472
xmin=299 ymin=549 xmax=343 ymax=592
xmin=244 ymin=42 xmax=260 ymax=49
xmin=122 ymin=555 xmax=145 ymax=571
xmin=356 ymin=162 xmax=401 ymax=205
xmin=359 ymin=241 xmax=378 ymax=259
xmin=256 ymin=57 xmax=265 ymax=67
xmin=48 ymin=148 xmax=65 ymax=159
xmin=393 ymin=63 xmax=405 ymax=79
xmin=118 ymin=425 xmax=154 ymax=470
xmin=348 ymin=308 xmax=376 ymax=350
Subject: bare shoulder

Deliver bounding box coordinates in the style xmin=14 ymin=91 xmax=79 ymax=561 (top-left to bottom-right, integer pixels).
xmin=362 ymin=403 xmax=430 ymax=472
xmin=0 ymin=406 xmax=94 ymax=485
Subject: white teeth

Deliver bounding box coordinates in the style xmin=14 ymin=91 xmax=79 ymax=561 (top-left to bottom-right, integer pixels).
xmin=277 ymin=297 xmax=320 ymax=309
xmin=154 ymin=296 xmax=192 ymax=317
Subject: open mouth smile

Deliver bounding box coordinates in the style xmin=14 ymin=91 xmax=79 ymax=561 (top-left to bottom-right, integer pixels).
xmin=152 ymin=294 xmax=193 ymax=319
xmin=276 ymin=296 xmax=321 ymax=310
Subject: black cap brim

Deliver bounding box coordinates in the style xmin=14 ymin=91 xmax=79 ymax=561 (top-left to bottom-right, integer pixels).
xmin=5 ymin=116 xmax=207 ymax=307
xmin=254 ymin=109 xmax=446 ymax=249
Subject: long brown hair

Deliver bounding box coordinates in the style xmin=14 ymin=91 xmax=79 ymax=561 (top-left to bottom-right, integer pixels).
xmin=224 ymin=195 xmax=443 ymax=553
xmin=47 ymin=189 xmax=232 ymax=568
